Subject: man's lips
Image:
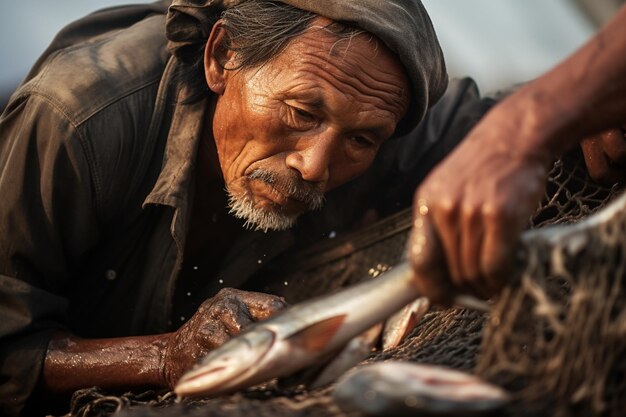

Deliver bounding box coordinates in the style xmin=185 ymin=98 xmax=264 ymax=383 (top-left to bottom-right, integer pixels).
xmin=249 ymin=179 xmax=305 ymax=211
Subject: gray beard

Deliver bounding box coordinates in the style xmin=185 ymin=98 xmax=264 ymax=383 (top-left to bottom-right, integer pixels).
xmin=227 ymin=190 xmax=297 ymax=232
xmin=226 ymin=169 xmax=324 ymax=232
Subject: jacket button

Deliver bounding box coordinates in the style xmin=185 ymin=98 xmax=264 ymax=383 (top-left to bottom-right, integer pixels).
xmin=105 ymin=269 xmax=117 ymax=280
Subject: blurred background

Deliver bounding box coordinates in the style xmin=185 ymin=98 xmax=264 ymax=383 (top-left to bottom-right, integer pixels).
xmin=0 ymin=0 xmax=624 ymax=110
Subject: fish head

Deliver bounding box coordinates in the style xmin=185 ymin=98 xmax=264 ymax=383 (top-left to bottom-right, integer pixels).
xmin=174 ymin=326 xmax=275 ymax=397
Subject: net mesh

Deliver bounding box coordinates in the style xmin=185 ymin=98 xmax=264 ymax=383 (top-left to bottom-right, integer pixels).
xmin=477 ymin=152 xmax=626 ymax=417
xmin=62 ymin=150 xmax=625 ymax=417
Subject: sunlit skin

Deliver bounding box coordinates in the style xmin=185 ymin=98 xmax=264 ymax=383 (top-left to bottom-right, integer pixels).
xmin=580 ymin=126 xmax=626 ymax=184
xmin=204 ymin=16 xmax=410 ymax=226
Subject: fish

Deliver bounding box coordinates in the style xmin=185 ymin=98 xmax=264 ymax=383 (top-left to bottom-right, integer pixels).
xmin=382 ymin=296 xmax=430 ymax=350
xmin=332 ymin=361 xmax=511 ymax=416
xmin=275 ymin=322 xmax=383 ymax=390
xmin=177 ymin=186 xmax=626 ymax=401
xmin=174 ymin=262 xmax=488 ymax=397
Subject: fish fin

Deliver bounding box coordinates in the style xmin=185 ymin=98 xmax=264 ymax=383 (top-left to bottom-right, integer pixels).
xmin=383 ymin=298 xmax=429 ymax=350
xmin=286 ymin=315 xmax=347 ymax=352
xmin=310 ymin=323 xmax=383 ymax=389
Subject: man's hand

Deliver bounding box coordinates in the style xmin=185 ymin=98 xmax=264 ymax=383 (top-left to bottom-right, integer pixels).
xmin=580 ymin=127 xmax=626 ymax=184
xmin=405 ymin=3 xmax=626 ymax=306
xmin=407 ymin=109 xmax=550 ymax=306
xmin=42 ymin=288 xmax=286 ymax=395
xmin=162 ymin=288 xmax=287 ymax=387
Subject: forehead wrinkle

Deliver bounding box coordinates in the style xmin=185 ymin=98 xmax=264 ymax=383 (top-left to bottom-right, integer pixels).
xmin=280 ymin=71 xmax=399 ymax=125
xmin=297 ymin=24 xmax=408 ymax=112
xmin=344 ymin=66 xmax=408 ymax=112
xmin=294 ymin=46 xmax=408 ymax=117
xmin=276 ymin=80 xmax=322 ymax=104
xmin=316 ymin=61 xmax=408 ymax=117
xmin=334 ymin=48 xmax=409 ymax=110
xmin=288 ymin=88 xmax=400 ymax=141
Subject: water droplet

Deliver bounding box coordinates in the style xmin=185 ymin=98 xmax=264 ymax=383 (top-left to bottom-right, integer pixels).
xmin=105 ymin=270 xmax=117 ymax=281
xmin=328 ymin=230 xmax=337 ymax=239
xmin=284 ymin=281 xmax=288 ymax=286
xmin=186 ymin=292 xmax=192 ymax=297
xmin=257 ymin=259 xmax=262 ymax=264
xmin=218 ymin=279 xmax=224 ymax=284
xmin=193 ymin=266 xmax=199 ymax=270
xmin=180 ymin=316 xmax=185 ymax=322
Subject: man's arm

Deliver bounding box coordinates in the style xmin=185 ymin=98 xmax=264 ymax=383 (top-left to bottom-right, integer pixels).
xmin=41 ymin=333 xmax=168 ymax=394
xmin=0 ymin=94 xmax=285 ymax=415
xmin=40 ymin=288 xmax=286 ymax=395
xmin=408 ymin=5 xmax=626 ymax=304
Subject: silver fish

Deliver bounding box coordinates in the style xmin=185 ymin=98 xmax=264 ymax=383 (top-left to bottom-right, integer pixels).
xmin=332 ymin=362 xmax=510 ymax=416
xmin=175 ymin=262 xmax=487 ymax=397
xmin=382 ymin=296 xmax=430 ymax=350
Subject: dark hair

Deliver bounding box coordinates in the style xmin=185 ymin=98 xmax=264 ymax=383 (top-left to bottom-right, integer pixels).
xmin=175 ymin=0 xmax=365 ymax=103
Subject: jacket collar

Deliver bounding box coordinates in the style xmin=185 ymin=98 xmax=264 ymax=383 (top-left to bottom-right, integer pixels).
xmin=144 ymin=59 xmax=208 ymax=210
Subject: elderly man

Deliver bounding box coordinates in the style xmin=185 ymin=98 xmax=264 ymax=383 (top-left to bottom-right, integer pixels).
xmin=0 ymin=1 xmax=470 ymax=415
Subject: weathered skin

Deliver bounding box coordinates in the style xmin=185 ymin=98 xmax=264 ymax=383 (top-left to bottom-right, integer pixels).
xmin=408 ymin=5 xmax=626 ymax=306
xmin=42 ymin=288 xmax=287 ymax=395
xmin=175 ymin=263 xmax=485 ymax=397
xmin=580 ymin=126 xmax=626 ymax=184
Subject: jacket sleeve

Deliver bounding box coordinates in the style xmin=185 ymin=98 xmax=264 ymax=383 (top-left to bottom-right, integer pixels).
xmin=0 ymin=93 xmax=99 ymax=416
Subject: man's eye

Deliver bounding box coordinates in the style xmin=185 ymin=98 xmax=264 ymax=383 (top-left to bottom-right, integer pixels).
xmin=293 ymin=107 xmax=315 ymax=122
xmin=284 ymin=105 xmax=317 ymax=130
xmin=351 ymin=135 xmax=375 ymax=148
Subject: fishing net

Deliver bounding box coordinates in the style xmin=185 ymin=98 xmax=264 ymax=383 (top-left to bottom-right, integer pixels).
xmin=476 ymin=153 xmax=626 ymax=417
xmin=62 ymin=150 xmax=625 ymax=417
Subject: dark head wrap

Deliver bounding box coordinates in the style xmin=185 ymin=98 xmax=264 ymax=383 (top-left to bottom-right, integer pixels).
xmin=166 ymin=0 xmax=448 ymax=134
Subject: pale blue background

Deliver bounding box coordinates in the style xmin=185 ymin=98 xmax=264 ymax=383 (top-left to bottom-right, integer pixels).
xmin=0 ymin=1 xmax=600 ymax=103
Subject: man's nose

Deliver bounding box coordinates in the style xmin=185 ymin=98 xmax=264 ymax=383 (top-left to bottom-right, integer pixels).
xmin=285 ymin=134 xmax=335 ymax=184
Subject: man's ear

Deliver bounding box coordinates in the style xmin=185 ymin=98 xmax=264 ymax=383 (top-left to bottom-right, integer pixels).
xmin=204 ymin=21 xmax=235 ymax=95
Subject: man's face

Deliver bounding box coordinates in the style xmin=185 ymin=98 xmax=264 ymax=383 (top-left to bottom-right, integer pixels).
xmin=207 ymin=17 xmax=410 ymax=232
